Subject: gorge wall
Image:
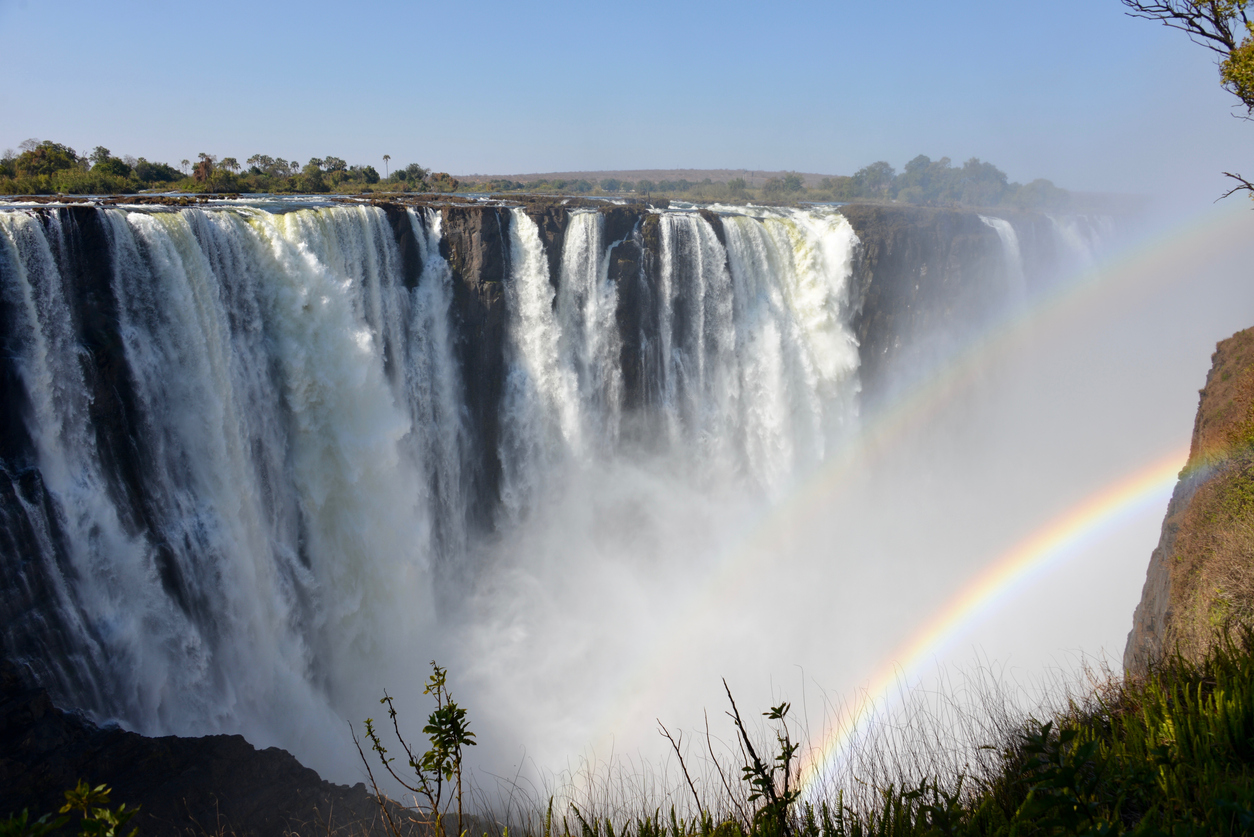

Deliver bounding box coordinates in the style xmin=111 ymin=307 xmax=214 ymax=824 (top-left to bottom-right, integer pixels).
xmin=1125 ymin=326 xmax=1254 ymax=674
xmin=0 ymin=197 xmax=1104 ymax=783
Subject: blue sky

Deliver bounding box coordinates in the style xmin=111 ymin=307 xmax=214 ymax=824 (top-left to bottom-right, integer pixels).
xmin=0 ymin=0 xmax=1246 ymax=200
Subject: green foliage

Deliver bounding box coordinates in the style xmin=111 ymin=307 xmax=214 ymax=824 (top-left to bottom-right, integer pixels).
xmin=531 ymin=625 xmax=1254 ymax=837
xmin=429 ymin=172 xmax=461 ymax=193
xmin=359 ymin=661 xmax=477 ymax=837
xmin=1 ymin=781 xmax=137 ymax=837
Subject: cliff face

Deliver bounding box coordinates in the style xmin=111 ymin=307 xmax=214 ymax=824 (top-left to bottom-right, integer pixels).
xmin=837 ymin=205 xmax=1007 ymax=395
xmin=1126 ymin=327 xmax=1254 ymax=674
xmin=0 ymin=660 xmax=387 ymax=837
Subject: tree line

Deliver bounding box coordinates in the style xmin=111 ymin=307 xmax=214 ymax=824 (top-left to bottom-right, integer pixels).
xmin=0 ymin=139 xmax=1071 ymax=210
xmin=464 ymin=161 xmax=1070 ymax=209
xmin=0 ymin=140 xmax=458 ymax=196
xmin=818 ymin=156 xmax=1072 ymax=209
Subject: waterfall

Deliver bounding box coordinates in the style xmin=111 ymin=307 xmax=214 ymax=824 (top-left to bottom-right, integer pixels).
xmin=979 ymin=214 xmax=1027 ymax=301
xmin=1046 ymin=213 xmax=1115 ymax=272
xmin=3 ymin=197 xmax=1072 ymax=782
xmin=0 ymin=204 xmax=449 ymax=772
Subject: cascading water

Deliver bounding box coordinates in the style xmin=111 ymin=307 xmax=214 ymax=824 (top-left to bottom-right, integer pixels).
xmin=0 ymin=197 xmax=1102 ymax=787
xmin=979 ymin=215 xmax=1027 ymax=302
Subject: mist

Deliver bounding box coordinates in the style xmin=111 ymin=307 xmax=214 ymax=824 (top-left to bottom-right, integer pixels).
xmin=399 ymin=198 xmax=1254 ymax=803
xmin=3 ymin=191 xmax=1252 ymax=816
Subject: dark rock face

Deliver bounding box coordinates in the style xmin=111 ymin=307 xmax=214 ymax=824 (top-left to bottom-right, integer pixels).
xmin=611 ymin=212 xmax=661 ymax=423
xmin=438 ymin=206 xmax=513 ymax=529
xmin=0 ymin=660 xmax=389 ymax=837
xmin=836 ymin=205 xmax=1006 ymax=402
xmin=523 ymin=202 xmax=570 ymax=285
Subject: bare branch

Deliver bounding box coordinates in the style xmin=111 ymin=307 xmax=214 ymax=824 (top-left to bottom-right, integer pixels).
xmin=1121 ymin=0 xmax=1241 ymax=54
xmin=351 ymin=722 xmax=406 ymax=837
xmin=1220 ymin=170 xmax=1254 ymax=198
xmin=705 ymin=709 xmax=750 ymax=827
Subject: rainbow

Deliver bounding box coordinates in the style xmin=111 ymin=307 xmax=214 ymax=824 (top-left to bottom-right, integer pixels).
xmin=577 ymin=200 xmax=1252 ymax=774
xmin=793 ymin=448 xmax=1189 ymax=796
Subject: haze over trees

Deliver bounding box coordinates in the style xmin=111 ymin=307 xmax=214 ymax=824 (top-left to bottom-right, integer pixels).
xmin=817 ymin=156 xmax=1072 ymax=209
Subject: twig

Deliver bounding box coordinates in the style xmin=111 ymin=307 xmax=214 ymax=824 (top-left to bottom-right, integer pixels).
xmin=705 ymin=710 xmax=750 ymax=827
xmin=350 ymin=722 xmax=405 ymax=837
xmin=658 ymin=721 xmax=703 ymax=815
xmin=1220 ymin=171 xmax=1254 ymax=200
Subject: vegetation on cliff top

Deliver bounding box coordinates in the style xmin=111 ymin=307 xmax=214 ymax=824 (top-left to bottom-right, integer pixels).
xmin=0 ymin=140 xmax=1071 ymax=210
xmin=457 ymin=158 xmax=1072 ymax=209
xmin=0 ymin=141 xmax=459 ymax=197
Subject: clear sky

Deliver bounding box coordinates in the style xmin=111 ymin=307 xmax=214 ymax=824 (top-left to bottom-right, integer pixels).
xmin=0 ymin=0 xmax=1247 ymax=202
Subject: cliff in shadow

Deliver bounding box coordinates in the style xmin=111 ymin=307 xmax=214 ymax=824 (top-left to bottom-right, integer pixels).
xmin=1126 ymin=327 xmax=1254 ymax=675
xmin=0 ymin=659 xmax=394 ymax=837
xmin=837 ymin=205 xmax=1007 ymax=400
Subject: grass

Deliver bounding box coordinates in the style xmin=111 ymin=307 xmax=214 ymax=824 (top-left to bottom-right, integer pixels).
xmin=435 ymin=625 xmax=1254 ymax=837
xmin=10 ymin=625 xmax=1254 ymax=836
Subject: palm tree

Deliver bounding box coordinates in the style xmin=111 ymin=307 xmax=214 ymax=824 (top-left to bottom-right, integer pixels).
xmin=383 ymin=154 xmax=391 ymax=179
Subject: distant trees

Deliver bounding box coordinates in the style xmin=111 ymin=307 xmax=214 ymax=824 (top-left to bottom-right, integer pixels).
xmin=811 ymin=155 xmax=1069 ymax=209
xmin=763 ymin=172 xmax=805 ymax=197
xmin=300 ymin=159 xmax=328 ymax=192
xmin=89 ymin=147 xmax=133 ymax=179
xmin=428 ymin=172 xmax=460 ymax=192
xmin=0 ymin=140 xmax=435 ymax=196
xmin=193 ymin=153 xmax=216 ymax=184
xmin=14 ymin=140 xmax=80 ymax=178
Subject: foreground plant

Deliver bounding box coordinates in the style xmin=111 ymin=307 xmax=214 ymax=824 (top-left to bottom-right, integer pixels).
xmin=0 ymin=781 xmax=138 ymax=837
xmin=356 ymin=661 xmax=477 ymax=837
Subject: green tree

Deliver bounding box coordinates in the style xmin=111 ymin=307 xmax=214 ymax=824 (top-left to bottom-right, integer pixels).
xmin=300 ymin=158 xmax=327 ymax=192
xmin=852 ymin=161 xmax=896 ymax=199
xmin=90 ymin=148 xmax=132 ymax=179
xmin=404 ymin=162 xmax=429 ymax=181
xmin=429 ymin=172 xmax=459 ymax=192
xmin=14 ymin=141 xmax=81 ymax=178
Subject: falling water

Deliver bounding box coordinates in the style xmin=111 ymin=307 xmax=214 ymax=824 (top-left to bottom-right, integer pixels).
xmin=0 ymin=198 xmax=1104 ymax=784
xmin=979 ymin=214 xmax=1027 ymax=302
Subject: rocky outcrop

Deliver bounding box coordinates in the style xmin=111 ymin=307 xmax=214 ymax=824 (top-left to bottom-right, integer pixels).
xmin=1125 ymin=327 xmax=1254 ymax=675
xmin=0 ymin=660 xmax=393 ymax=837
